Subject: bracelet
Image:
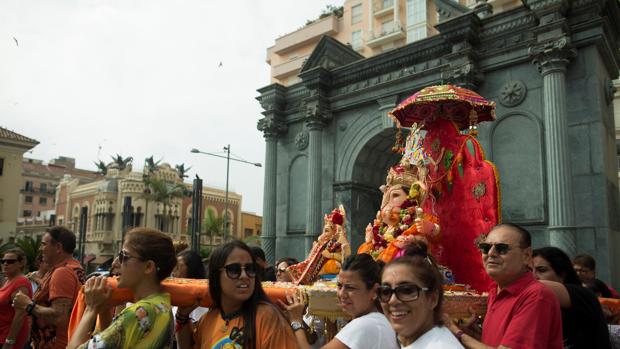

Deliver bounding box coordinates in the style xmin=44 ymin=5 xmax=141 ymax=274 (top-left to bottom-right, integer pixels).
xmin=26 ymin=302 xmax=36 ymax=316
xmin=175 ymin=313 xmax=190 ymax=325
xmin=455 ymin=330 xmax=464 ymax=342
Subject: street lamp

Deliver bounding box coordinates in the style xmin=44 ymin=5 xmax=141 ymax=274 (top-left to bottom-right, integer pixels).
xmin=190 ymin=146 xmax=261 ymax=239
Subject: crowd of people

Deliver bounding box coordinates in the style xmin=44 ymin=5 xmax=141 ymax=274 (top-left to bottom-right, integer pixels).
xmin=0 ymin=223 xmax=618 ymax=348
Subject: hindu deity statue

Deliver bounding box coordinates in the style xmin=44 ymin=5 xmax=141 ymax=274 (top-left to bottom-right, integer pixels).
xmin=287 ymin=205 xmax=351 ymax=285
xmin=358 ymin=124 xmax=440 ymax=263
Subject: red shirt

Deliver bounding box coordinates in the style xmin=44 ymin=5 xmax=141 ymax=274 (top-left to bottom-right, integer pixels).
xmin=0 ymin=276 xmax=32 ymax=348
xmin=482 ymin=272 xmax=563 ymax=349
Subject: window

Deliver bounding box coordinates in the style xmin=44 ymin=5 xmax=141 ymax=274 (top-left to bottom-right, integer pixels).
xmin=407 ymin=26 xmax=427 ymax=43
xmin=382 ymin=20 xmax=394 ymax=34
xmin=25 ymin=196 xmax=33 ymax=203
xmin=244 ymin=228 xmax=253 ymax=238
xmin=23 ymin=210 xmax=32 ymax=217
xmin=40 ymin=183 xmax=47 ymax=193
xmin=24 ymin=181 xmax=34 ymax=192
xmin=383 ymin=0 xmax=394 ymax=9
xmin=351 ymin=3 xmax=362 ymax=24
xmin=0 ymin=158 xmax=3 ymax=176
xmin=352 ymin=30 xmax=362 ymax=50
xmin=407 ymin=0 xmax=426 ymax=25
xmin=39 ymin=197 xmax=47 ymax=205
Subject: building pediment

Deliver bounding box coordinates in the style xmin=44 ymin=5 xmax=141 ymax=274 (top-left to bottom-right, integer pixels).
xmin=299 ymin=36 xmax=364 ymax=74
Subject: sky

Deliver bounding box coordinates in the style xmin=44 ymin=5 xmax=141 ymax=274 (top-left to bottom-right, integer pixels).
xmin=0 ymin=0 xmax=338 ymax=215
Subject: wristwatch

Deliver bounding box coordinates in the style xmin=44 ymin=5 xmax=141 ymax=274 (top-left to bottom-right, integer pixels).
xmin=290 ymin=321 xmax=304 ymax=332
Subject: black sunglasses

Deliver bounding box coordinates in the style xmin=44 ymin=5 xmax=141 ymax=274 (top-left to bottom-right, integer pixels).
xmin=117 ymin=250 xmax=143 ymax=264
xmin=221 ymin=263 xmax=258 ymax=279
xmin=477 ymin=242 xmax=512 ymax=255
xmin=378 ymin=283 xmax=429 ymax=303
xmin=1 ymin=259 xmax=17 ymax=265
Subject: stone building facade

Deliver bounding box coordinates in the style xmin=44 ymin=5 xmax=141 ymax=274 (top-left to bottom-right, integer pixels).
xmin=257 ymin=0 xmax=620 ymax=286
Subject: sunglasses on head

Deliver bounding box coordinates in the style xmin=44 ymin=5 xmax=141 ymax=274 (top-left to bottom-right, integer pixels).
xmin=221 ymin=263 xmax=257 ymax=279
xmin=117 ymin=250 xmax=143 ymax=264
xmin=1 ymin=259 xmax=17 ymax=265
xmin=378 ymin=283 xmax=429 ymax=303
xmin=477 ymin=242 xmax=512 ymax=255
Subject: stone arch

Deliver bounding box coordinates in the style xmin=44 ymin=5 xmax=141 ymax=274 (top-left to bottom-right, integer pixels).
xmin=287 ymin=154 xmax=308 ymax=233
xmin=490 ymin=111 xmax=546 ymax=224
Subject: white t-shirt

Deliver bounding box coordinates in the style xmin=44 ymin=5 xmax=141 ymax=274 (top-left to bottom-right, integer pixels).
xmin=335 ymin=312 xmax=399 ymax=349
xmin=401 ymin=326 xmax=464 ymax=349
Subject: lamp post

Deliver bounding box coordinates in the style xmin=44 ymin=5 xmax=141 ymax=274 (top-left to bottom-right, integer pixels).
xmin=190 ymin=146 xmax=261 ymax=240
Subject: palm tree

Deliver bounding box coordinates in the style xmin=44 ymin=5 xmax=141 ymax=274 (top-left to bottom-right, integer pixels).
xmin=94 ymin=160 xmax=108 ymax=176
xmin=0 ymin=235 xmax=42 ymax=272
xmin=175 ymin=163 xmax=192 ymax=179
xmin=202 ymin=207 xmax=224 ymax=245
xmin=111 ymin=154 xmax=133 ymax=171
xmin=143 ymin=177 xmax=186 ymax=233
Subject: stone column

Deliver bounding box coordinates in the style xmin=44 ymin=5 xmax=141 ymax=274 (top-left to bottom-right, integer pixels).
xmin=530 ymin=37 xmax=577 ymax=255
xmin=305 ymin=116 xmax=325 ymax=253
xmin=261 ymin=135 xmax=278 ymax=264
xmin=257 ymin=85 xmax=287 ymax=264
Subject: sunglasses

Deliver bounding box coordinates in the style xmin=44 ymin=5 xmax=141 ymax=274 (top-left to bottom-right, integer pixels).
xmin=221 ymin=263 xmax=257 ymax=279
xmin=378 ymin=283 xmax=429 ymax=303
xmin=477 ymin=242 xmax=512 ymax=255
xmin=1 ymin=259 xmax=17 ymax=265
xmin=117 ymin=250 xmax=143 ymax=264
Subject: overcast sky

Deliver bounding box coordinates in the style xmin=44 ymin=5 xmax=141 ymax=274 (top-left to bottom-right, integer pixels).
xmin=1 ymin=0 xmax=338 ymax=215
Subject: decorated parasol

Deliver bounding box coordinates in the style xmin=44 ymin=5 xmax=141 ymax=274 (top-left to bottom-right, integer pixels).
xmin=389 ymin=85 xmax=496 ymax=130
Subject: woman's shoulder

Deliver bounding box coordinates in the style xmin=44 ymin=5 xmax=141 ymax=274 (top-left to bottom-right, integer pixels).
xmin=256 ymin=302 xmax=284 ymax=318
xmin=124 ymin=293 xmax=172 ymax=315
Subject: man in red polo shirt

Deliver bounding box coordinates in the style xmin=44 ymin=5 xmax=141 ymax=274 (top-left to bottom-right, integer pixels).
xmin=446 ymin=223 xmax=563 ymax=349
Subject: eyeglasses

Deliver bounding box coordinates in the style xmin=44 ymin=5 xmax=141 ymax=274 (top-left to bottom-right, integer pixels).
xmin=1 ymin=259 xmax=17 ymax=265
xmin=117 ymin=250 xmax=143 ymax=264
xmin=378 ymin=283 xmax=429 ymax=303
xmin=477 ymin=242 xmax=512 ymax=255
xmin=221 ymin=263 xmax=257 ymax=279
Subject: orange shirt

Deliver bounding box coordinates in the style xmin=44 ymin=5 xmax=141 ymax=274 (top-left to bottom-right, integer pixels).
xmin=192 ymin=302 xmax=297 ymax=349
xmin=32 ymin=258 xmax=84 ymax=349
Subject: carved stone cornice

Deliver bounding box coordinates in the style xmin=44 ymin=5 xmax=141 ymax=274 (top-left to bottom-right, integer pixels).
xmin=433 ymin=0 xmax=471 ymax=22
xmin=523 ymin=0 xmax=569 ymax=17
xmin=529 ymin=36 xmax=577 ymax=75
xmin=256 ymin=83 xmax=287 ymax=116
xmin=442 ymin=61 xmax=484 ymax=90
xmin=436 ymin=12 xmax=482 ymax=47
xmin=257 ymin=116 xmax=287 ymax=139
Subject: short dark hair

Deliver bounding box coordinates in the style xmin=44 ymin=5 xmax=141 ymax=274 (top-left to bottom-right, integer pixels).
xmin=46 ymin=226 xmax=76 ymax=254
xmin=124 ymin=228 xmax=176 ymax=282
xmin=383 ymin=241 xmax=444 ymax=325
xmin=249 ymin=246 xmax=266 ymax=262
xmin=533 ymin=247 xmax=581 ymax=285
xmin=3 ymin=248 xmax=26 ymax=263
xmin=275 ymin=257 xmax=299 ymax=267
xmin=492 ymin=223 xmax=531 ymax=248
xmin=573 ymin=254 xmax=596 ymax=271
xmin=177 ymin=250 xmax=206 ymax=279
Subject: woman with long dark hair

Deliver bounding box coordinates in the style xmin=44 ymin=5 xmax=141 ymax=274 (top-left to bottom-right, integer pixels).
xmin=176 ymin=240 xmax=296 ymax=349
xmin=67 ymin=228 xmax=177 ymax=349
xmin=283 ymin=253 xmax=398 ymax=349
xmin=532 ymin=246 xmax=611 ymax=349
xmin=172 ymin=250 xmax=208 ymax=324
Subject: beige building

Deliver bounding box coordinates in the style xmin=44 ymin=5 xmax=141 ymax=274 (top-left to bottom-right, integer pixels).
xmin=0 ymin=127 xmax=38 ymax=241
xmin=267 ymin=0 xmax=521 ymax=86
xmin=241 ymin=211 xmax=262 ymax=239
xmin=55 ymin=161 xmax=242 ymax=269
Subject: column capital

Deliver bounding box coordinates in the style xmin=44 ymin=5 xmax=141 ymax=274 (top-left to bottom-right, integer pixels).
xmin=529 ymin=36 xmax=577 ymax=76
xmin=257 ymin=116 xmax=287 ymax=139
xmin=303 ymin=98 xmax=331 ymax=131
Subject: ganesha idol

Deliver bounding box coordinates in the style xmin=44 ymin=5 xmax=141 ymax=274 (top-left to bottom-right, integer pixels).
xmin=286 ymin=205 xmax=351 ymax=285
xmin=358 ymin=124 xmax=441 ymax=264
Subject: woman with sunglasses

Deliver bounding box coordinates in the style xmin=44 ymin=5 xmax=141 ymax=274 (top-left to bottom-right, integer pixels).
xmin=0 ymin=248 xmax=32 ymax=349
xmin=275 ymin=257 xmax=298 ymax=282
xmin=282 ymin=253 xmax=398 ymax=349
xmin=381 ymin=242 xmax=463 ymax=348
xmin=67 ymin=227 xmax=177 ymax=349
xmin=176 ymin=240 xmax=296 ymax=349
xmin=532 ymin=247 xmax=611 ymax=349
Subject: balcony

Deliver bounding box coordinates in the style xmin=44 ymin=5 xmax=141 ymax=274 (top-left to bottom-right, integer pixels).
xmin=375 ymin=0 xmax=395 ymax=18
xmin=272 ymin=15 xmax=339 ymax=55
xmin=272 ymin=55 xmax=308 ymax=80
xmin=367 ymin=21 xmax=406 ymax=47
